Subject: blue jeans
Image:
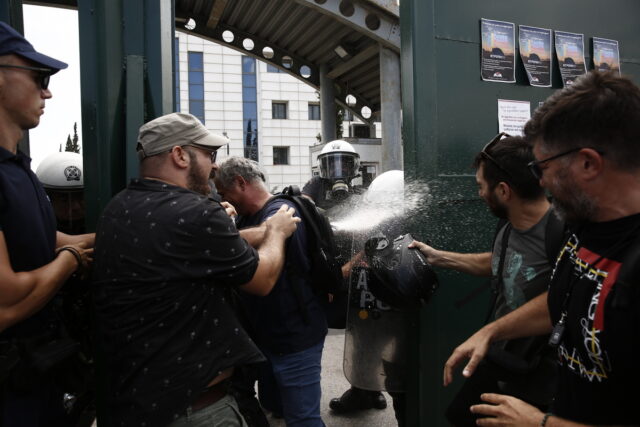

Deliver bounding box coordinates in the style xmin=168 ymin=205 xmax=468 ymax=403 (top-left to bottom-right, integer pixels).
xmin=259 ymin=339 xmax=325 ymax=427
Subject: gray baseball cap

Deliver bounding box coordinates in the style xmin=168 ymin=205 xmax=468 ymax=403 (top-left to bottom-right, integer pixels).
xmin=137 ymin=112 xmax=229 ymax=160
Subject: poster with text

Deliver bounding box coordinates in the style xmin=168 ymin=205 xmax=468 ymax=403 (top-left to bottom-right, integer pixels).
xmin=481 ymin=18 xmax=516 ymax=83
xmin=519 ymin=25 xmax=552 ymax=87
xmin=555 ymin=31 xmax=586 ymax=87
xmin=498 ymin=99 xmax=531 ymax=136
xmin=593 ymin=37 xmax=621 ymax=75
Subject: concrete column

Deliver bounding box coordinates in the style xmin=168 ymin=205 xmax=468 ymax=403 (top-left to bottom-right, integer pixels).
xmin=320 ymin=64 xmax=337 ymax=143
xmin=379 ymin=45 xmax=403 ymax=171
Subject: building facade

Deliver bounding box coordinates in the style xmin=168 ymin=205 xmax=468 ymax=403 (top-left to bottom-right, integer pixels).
xmin=175 ymin=31 xmax=381 ymax=191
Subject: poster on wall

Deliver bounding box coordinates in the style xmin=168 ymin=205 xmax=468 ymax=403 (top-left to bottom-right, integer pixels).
xmin=554 ymin=31 xmax=586 ymax=87
xmin=481 ymin=18 xmax=516 ymax=83
xmin=593 ymin=37 xmax=621 ymax=75
xmin=519 ymin=25 xmax=552 ymax=87
xmin=498 ymin=99 xmax=531 ymax=136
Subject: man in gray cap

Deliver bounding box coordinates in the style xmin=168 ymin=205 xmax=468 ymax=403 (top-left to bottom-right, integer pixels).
xmin=0 ymin=21 xmax=94 ymax=427
xmin=92 ymin=112 xmax=300 ymax=427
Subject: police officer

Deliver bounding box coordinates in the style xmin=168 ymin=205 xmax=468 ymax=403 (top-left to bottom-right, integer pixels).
xmin=302 ymin=140 xmax=388 ymax=413
xmin=36 ymin=151 xmax=86 ymax=234
xmin=0 ymin=21 xmax=94 ymax=427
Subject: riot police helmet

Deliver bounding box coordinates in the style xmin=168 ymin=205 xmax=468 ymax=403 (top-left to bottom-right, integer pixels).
xmin=36 ymin=151 xmax=84 ymax=190
xmin=318 ymin=140 xmax=361 ymax=183
xmin=364 ymin=233 xmax=438 ymax=308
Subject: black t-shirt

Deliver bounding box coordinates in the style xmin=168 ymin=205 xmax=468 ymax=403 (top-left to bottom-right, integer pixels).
xmin=237 ymin=198 xmax=327 ymax=355
xmin=547 ymin=213 xmax=640 ymax=424
xmin=92 ymin=178 xmax=264 ymax=427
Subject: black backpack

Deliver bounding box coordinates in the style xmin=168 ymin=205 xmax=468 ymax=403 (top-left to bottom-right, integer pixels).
xmin=271 ymin=185 xmax=344 ymax=299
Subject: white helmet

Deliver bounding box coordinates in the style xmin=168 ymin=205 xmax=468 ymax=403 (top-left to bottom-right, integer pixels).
xmin=363 ymin=170 xmax=404 ymax=204
xmin=317 ymin=140 xmax=360 ymax=181
xmin=36 ymin=152 xmax=84 ymax=190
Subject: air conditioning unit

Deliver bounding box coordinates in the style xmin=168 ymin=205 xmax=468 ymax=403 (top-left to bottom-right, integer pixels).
xmin=349 ymin=123 xmax=374 ymax=138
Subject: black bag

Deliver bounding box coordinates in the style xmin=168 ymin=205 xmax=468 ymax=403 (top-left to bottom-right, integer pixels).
xmin=272 ymin=186 xmax=346 ymax=327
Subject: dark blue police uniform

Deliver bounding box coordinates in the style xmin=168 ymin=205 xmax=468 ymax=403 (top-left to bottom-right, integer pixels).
xmin=0 ymin=147 xmax=72 ymax=427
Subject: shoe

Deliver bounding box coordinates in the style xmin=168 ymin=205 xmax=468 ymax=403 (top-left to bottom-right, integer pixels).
xmin=329 ymin=387 xmax=387 ymax=413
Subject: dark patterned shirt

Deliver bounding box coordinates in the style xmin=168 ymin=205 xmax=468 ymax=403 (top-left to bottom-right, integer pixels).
xmin=92 ymin=178 xmax=264 ymax=427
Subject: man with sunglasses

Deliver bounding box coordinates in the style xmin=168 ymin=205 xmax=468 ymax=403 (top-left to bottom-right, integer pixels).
xmin=92 ymin=112 xmax=301 ymax=427
xmin=445 ymin=71 xmax=640 ymax=426
xmin=0 ymin=22 xmax=95 ymax=427
xmin=411 ymin=134 xmax=562 ymax=426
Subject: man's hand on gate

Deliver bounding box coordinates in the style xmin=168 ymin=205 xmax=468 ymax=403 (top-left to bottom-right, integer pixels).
xmin=471 ymin=393 xmax=544 ymax=427
xmin=443 ymin=325 xmax=494 ymax=386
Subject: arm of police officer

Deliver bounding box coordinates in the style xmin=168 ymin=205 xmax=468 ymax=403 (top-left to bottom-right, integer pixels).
xmin=56 ymin=231 xmax=95 ymax=248
xmin=0 ymin=232 xmax=92 ymax=332
xmin=444 ymin=292 xmax=552 ymax=386
xmin=409 ymin=240 xmax=492 ymax=277
xmin=239 ymin=205 xmax=300 ymax=296
xmin=471 ymin=393 xmax=623 ymax=427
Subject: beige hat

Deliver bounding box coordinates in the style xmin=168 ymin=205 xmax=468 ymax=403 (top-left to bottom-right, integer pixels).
xmin=136 ymin=112 xmax=229 ymax=160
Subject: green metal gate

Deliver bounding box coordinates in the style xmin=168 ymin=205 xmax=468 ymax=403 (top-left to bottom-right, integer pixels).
xmin=400 ymin=1 xmax=640 ymax=424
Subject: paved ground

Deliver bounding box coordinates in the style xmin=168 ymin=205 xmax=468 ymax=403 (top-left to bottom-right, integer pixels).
xmin=265 ymin=329 xmax=398 ymax=427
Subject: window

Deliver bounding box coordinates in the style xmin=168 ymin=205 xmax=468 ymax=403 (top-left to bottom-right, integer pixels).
xmin=272 ymin=102 xmax=287 ymax=119
xmin=188 ymin=52 xmax=204 ymax=123
xmin=273 ymin=147 xmax=290 ymax=165
xmin=242 ymin=56 xmax=259 ymax=161
xmin=174 ymin=38 xmax=180 ymax=112
xmin=267 ymin=64 xmax=284 ymax=73
xmin=308 ymin=103 xmax=320 ymax=120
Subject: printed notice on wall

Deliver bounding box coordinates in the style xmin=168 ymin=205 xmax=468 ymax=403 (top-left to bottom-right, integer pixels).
xmin=498 ymin=99 xmax=531 ymax=136
xmin=593 ymin=37 xmax=621 ymax=75
xmin=481 ymin=18 xmax=516 ymax=83
xmin=519 ymin=25 xmax=552 ymax=87
xmin=555 ymin=31 xmax=586 ymax=87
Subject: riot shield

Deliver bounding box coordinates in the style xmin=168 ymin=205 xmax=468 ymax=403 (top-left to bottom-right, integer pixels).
xmin=343 ymin=265 xmax=409 ymax=392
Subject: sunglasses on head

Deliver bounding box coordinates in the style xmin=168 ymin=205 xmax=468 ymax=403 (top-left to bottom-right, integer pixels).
xmin=0 ymin=64 xmax=53 ymax=90
xmin=480 ymin=132 xmax=514 ymax=179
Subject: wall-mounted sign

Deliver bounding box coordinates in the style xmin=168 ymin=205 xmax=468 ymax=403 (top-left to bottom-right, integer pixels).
xmin=481 ymin=18 xmax=516 ymax=83
xmin=498 ymin=99 xmax=531 ymax=136
xmin=519 ymin=25 xmax=552 ymax=87
xmin=593 ymin=37 xmax=621 ymax=75
xmin=555 ymin=31 xmax=586 ymax=87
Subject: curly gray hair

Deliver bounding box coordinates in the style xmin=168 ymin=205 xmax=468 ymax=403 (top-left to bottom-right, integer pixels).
xmin=215 ymin=156 xmax=267 ymax=189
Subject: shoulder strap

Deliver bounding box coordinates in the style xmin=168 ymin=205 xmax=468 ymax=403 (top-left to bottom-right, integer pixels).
xmin=544 ymin=211 xmax=567 ymax=267
xmin=485 ymin=222 xmax=511 ymax=323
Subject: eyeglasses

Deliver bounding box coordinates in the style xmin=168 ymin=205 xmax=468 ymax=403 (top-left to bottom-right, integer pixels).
xmin=527 ymin=147 xmax=587 ymax=180
xmin=0 ymin=64 xmax=53 ymax=90
xmin=185 ymin=144 xmax=218 ymax=164
xmin=480 ymin=132 xmax=514 ymax=179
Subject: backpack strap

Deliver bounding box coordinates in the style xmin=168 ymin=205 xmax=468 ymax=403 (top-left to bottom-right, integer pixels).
xmin=484 ymin=222 xmax=512 ymax=323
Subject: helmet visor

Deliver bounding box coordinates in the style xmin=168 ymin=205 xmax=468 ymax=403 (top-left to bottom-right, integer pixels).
xmin=319 ymin=153 xmax=360 ymax=181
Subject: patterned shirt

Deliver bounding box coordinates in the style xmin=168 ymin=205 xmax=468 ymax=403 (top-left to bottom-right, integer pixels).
xmin=92 ymin=178 xmax=264 ymax=427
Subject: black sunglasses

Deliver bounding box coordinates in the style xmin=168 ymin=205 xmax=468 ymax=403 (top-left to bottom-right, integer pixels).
xmin=480 ymin=132 xmax=514 ymax=179
xmin=0 ymin=64 xmax=53 ymax=90
xmin=527 ymin=147 xmax=605 ymax=180
xmin=184 ymin=144 xmax=218 ymax=163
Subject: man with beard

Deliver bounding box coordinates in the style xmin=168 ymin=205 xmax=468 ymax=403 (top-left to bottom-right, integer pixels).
xmin=445 ymin=71 xmax=640 ymax=426
xmin=411 ymin=135 xmax=562 ymax=426
xmin=92 ymin=113 xmax=301 ymax=427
